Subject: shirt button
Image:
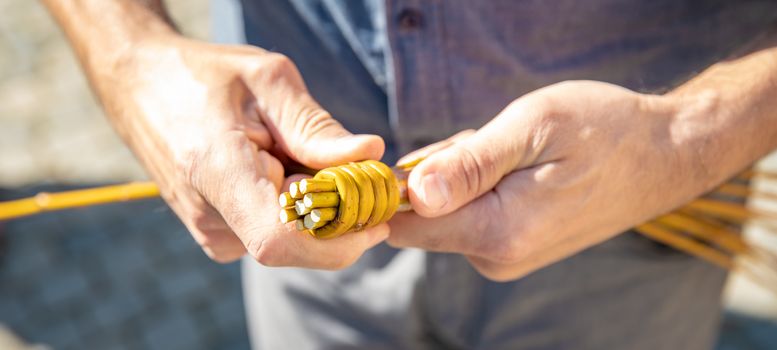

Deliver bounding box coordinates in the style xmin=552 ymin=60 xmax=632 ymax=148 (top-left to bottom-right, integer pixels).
xmin=397 ymin=8 xmax=423 ymax=30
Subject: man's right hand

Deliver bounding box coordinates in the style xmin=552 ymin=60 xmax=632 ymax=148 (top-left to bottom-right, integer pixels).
xmin=90 ymin=34 xmax=388 ymax=268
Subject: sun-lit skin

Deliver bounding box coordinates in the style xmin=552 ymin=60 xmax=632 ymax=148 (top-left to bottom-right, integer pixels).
xmin=42 ymin=0 xmax=389 ymax=269
xmin=388 ymin=49 xmax=777 ymax=281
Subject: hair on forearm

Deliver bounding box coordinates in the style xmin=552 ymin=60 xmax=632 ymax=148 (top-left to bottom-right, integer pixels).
xmin=132 ymin=0 xmax=177 ymax=30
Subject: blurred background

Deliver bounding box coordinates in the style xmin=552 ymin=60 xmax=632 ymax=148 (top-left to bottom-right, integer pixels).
xmin=1 ymin=0 xmax=777 ymax=349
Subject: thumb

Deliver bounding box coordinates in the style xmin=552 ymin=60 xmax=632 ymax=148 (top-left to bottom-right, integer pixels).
xmin=244 ymin=53 xmax=384 ymax=168
xmin=408 ymin=115 xmax=534 ymax=217
xmin=279 ymin=107 xmax=385 ymax=168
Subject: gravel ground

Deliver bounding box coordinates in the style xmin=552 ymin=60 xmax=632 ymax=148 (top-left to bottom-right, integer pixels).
xmin=0 ymin=0 xmax=207 ymax=186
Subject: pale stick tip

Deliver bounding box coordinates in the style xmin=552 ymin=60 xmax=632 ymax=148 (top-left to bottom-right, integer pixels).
xmin=279 ymin=192 xmax=294 ymax=207
xmin=304 ymin=214 xmax=327 ymax=229
xmin=299 ymin=179 xmax=308 ymax=194
xmin=289 ymin=182 xmax=302 ymax=199
xmin=279 ymin=208 xmax=299 ymax=223
xmin=295 ymin=200 xmax=311 ymax=215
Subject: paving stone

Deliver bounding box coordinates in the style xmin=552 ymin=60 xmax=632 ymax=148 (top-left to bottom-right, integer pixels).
xmin=36 ymin=321 xmax=79 ymax=349
xmin=143 ymin=310 xmax=200 ymax=350
xmin=0 ymin=300 xmax=26 ymax=326
xmin=92 ymin=292 xmax=144 ymax=326
xmin=39 ymin=269 xmax=89 ymax=306
xmin=159 ymin=268 xmax=210 ymax=301
xmin=0 ymin=187 xmax=248 ymax=350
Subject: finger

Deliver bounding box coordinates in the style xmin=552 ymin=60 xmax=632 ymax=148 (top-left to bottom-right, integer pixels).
xmin=257 ymin=149 xmax=284 ymax=192
xmin=274 ymin=174 xmax=388 ymax=269
xmin=242 ymin=53 xmax=384 ymax=168
xmin=387 ymin=192 xmax=509 ymax=258
xmin=196 ymin=229 xmax=248 ymax=263
xmin=282 ymin=173 xmax=310 ymax=192
xmin=243 ymin=114 xmax=273 ymax=150
xmin=256 ymin=223 xmax=390 ymax=269
xmin=396 ymin=129 xmax=475 ymax=167
xmin=173 ymin=190 xmax=248 ymax=263
xmin=407 ymin=104 xmax=542 ymax=217
xmin=464 ymin=214 xmax=616 ymax=282
xmin=197 ymin=132 xmax=386 ymax=269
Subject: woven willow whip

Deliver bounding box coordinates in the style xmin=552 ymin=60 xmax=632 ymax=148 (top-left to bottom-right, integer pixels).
xmin=1 ymin=159 xmax=777 ymax=291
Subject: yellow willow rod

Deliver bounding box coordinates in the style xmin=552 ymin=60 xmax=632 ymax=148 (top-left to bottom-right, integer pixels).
xmin=635 ymin=222 xmax=734 ymax=269
xmin=0 ymin=158 xmax=420 ymax=223
xmin=0 ymin=182 xmax=160 ymax=221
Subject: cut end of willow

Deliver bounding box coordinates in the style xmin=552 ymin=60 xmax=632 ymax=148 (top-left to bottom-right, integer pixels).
xmin=289 ymin=182 xmax=303 ymax=199
xmin=295 ymin=200 xmax=311 ymax=215
xmin=304 ymin=214 xmax=328 ymax=229
xmin=311 ymin=208 xmax=337 ymax=223
xmin=279 ymin=208 xmax=299 ymax=223
xmin=303 ymin=192 xmax=340 ymax=208
xmin=300 ymin=179 xmax=336 ymax=194
xmin=294 ymin=218 xmax=306 ymax=231
xmin=279 ymin=192 xmax=294 ymax=207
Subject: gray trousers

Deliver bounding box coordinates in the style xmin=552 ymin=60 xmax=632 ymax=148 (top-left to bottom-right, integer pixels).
xmin=243 ymin=233 xmax=725 ymax=349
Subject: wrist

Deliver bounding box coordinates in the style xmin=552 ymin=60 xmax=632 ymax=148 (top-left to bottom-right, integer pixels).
xmin=663 ymin=87 xmax=763 ymax=193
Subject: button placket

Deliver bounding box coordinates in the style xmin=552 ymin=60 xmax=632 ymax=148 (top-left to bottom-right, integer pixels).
xmin=386 ymin=1 xmax=455 ymax=155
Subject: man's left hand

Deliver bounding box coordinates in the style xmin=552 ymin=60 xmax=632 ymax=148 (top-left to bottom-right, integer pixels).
xmin=388 ymin=80 xmax=725 ymax=281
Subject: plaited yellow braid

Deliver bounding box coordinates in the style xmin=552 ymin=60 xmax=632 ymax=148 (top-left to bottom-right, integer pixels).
xmin=278 ymin=160 xmax=412 ymax=239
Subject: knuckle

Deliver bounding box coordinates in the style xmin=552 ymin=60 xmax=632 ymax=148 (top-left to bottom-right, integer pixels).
xmin=469 ymin=260 xmax=517 ymax=282
xmin=176 ymin=133 xmax=253 ymax=202
xmin=189 ymin=209 xmax=215 ymax=231
xmin=473 ymin=196 xmax=527 ymax=265
xmin=203 ymin=248 xmax=242 ymax=264
xmin=175 ymin=142 xmax=221 ymax=191
xmin=177 ymin=148 xmax=203 ymax=188
xmin=191 ymin=229 xmax=226 ymax=250
xmin=452 ymin=147 xmax=495 ymax=198
xmin=246 ymin=237 xmax=282 ymax=267
xmin=232 ymin=44 xmax=266 ymax=58
xmin=452 ymin=148 xmax=483 ymax=197
xmin=262 ymin=52 xmax=295 ymax=71
xmin=211 ymin=254 xmax=240 ymax=264
xmin=252 ymin=53 xmax=300 ymax=85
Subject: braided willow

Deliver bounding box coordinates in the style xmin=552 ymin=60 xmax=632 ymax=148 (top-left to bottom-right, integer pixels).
xmin=278 ymin=160 xmax=410 ymax=239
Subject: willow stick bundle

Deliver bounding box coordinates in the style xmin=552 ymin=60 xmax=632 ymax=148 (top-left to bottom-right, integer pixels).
xmin=2 ymin=159 xmax=777 ymax=291
xmin=634 ymin=167 xmax=777 ymax=293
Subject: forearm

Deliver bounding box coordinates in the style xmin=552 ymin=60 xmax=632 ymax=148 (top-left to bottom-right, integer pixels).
xmin=41 ymin=0 xmax=178 ymax=83
xmin=668 ymin=44 xmax=777 ymax=188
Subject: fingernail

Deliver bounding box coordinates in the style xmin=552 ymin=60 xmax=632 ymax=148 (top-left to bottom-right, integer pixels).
xmin=418 ymin=173 xmax=449 ymax=211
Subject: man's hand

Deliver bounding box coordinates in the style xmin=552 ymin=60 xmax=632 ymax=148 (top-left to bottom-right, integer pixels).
xmin=388 ymin=77 xmax=777 ymax=281
xmin=44 ymin=1 xmax=388 ymax=268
